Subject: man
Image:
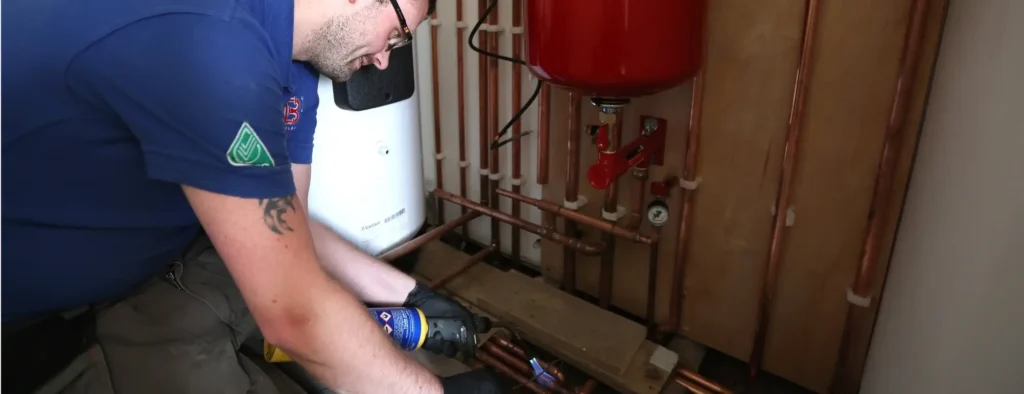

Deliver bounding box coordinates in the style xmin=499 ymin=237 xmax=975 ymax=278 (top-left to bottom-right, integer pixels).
xmin=1 ymin=0 xmax=502 ymax=392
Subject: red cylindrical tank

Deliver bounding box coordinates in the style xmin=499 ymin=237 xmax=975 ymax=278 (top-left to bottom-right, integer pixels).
xmin=525 ymin=0 xmax=705 ymax=99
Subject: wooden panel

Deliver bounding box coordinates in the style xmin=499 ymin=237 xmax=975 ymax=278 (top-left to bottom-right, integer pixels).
xmin=536 ymin=0 xmax=948 ymax=391
xmin=414 ymin=240 xmax=675 ymax=394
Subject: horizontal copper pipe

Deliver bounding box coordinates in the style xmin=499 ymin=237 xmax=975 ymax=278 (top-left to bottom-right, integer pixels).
xmin=430 ymin=247 xmax=494 ymax=290
xmin=482 ymin=342 xmax=533 ymax=376
xmin=477 ymin=352 xmax=566 ymax=394
xmin=433 ymin=189 xmax=606 ymax=255
xmin=489 ymin=336 xmax=565 ymax=383
xmin=380 ymin=212 xmax=481 ymax=261
xmin=495 ymin=188 xmax=657 ymax=245
xmin=677 ymin=368 xmax=733 ymax=394
xmin=674 ymin=377 xmax=712 ymax=394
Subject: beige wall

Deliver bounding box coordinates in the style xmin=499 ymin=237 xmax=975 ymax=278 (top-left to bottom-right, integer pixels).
xmin=860 ymin=1 xmax=1024 ymax=393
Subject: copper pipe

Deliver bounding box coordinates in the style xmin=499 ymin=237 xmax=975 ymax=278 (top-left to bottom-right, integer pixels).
xmin=482 ymin=342 xmax=533 ymax=376
xmin=576 ymin=380 xmax=598 ymax=394
xmin=510 ymin=0 xmax=524 ymax=263
xmin=832 ymin=0 xmax=931 ymax=391
xmin=749 ymin=0 xmax=821 ymax=379
xmin=430 ymin=247 xmax=494 ymax=290
xmin=477 ymin=352 xmax=560 ymax=394
xmin=495 ymin=188 xmax=658 ymax=244
xmin=486 ymin=2 xmax=501 ymax=249
xmin=630 ymin=171 xmax=649 ymax=230
xmin=598 ymin=106 xmax=623 ymax=309
xmin=677 ymin=369 xmax=733 ymax=394
xmin=489 ymin=336 xmax=566 ymax=383
xmin=562 ymin=92 xmax=583 ymax=292
xmin=646 ymin=227 xmax=663 ymax=337
xmin=476 ymin=0 xmax=490 ymax=238
xmin=434 ymin=189 xmax=606 ymax=254
xmin=430 ymin=12 xmax=445 ymax=223
xmin=673 ymin=377 xmax=713 ymax=394
xmin=663 ymin=7 xmax=709 ymax=337
xmin=536 ymin=83 xmax=552 ymax=185
xmin=456 ymin=0 xmax=470 ymax=238
xmin=380 ymin=212 xmax=481 ymax=261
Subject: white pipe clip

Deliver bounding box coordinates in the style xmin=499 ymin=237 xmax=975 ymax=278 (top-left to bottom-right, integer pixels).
xmin=459 ymin=161 xmax=470 ymax=168
xmin=429 ymin=19 xmax=442 ymax=26
xmin=679 ymin=177 xmax=702 ymax=190
xmin=487 ymin=24 xmax=505 ymax=33
xmin=510 ymin=178 xmax=523 ymax=186
xmin=602 ymin=205 xmax=627 ymax=221
xmin=563 ymin=195 xmax=589 ymax=210
xmin=489 ymin=171 xmax=504 ymax=181
xmin=509 ymin=26 xmax=524 ymax=35
xmin=846 ymin=287 xmax=872 ymax=307
xmin=479 ymin=168 xmax=490 ymax=176
xmin=770 ymin=203 xmax=797 ymax=227
xmin=435 ymin=152 xmax=446 ymax=161
xmin=455 ymin=21 xmax=468 ymax=29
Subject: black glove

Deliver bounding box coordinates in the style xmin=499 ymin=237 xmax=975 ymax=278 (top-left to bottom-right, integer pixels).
xmin=440 ymin=369 xmax=505 ymax=394
xmin=404 ymin=282 xmax=484 ymax=357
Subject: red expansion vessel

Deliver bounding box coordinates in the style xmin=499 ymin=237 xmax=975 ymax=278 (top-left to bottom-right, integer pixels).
xmin=525 ymin=0 xmax=705 ymax=98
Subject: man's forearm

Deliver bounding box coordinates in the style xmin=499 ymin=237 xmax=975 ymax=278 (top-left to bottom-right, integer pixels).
xmin=266 ymin=267 xmax=442 ymax=394
xmin=308 ymin=218 xmax=417 ymax=305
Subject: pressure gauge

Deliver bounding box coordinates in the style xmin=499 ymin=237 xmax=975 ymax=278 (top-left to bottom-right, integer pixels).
xmin=646 ymin=200 xmax=670 ymax=227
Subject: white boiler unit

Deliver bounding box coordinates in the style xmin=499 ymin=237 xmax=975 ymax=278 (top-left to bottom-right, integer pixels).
xmin=306 ymin=45 xmax=426 ymax=257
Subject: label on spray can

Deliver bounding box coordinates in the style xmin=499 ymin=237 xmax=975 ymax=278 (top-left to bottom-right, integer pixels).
xmin=369 ymin=307 xmax=428 ymax=352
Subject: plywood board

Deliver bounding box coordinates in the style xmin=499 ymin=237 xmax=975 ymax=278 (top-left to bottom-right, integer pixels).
xmin=414 ymin=240 xmax=675 ymax=394
xmin=537 ymin=0 xmax=947 ymax=391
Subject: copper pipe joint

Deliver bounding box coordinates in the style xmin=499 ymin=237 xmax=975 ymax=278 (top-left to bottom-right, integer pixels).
xmin=488 ymin=336 xmax=566 ymax=382
xmin=495 ymin=188 xmax=658 ymax=245
xmin=433 ymin=189 xmax=606 ymax=255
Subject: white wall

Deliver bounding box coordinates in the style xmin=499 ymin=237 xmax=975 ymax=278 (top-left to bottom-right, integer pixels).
xmin=860 ymin=2 xmax=1024 ymax=393
xmin=413 ymin=1 xmax=545 ymax=265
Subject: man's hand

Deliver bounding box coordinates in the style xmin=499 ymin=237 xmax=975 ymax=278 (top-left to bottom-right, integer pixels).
xmin=440 ymin=370 xmax=505 ymax=394
xmin=404 ymin=282 xmax=488 ymax=357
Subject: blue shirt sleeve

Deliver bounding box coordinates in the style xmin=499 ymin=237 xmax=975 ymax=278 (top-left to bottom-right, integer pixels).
xmin=285 ymin=62 xmax=321 ymax=165
xmin=66 ymin=13 xmax=294 ymax=199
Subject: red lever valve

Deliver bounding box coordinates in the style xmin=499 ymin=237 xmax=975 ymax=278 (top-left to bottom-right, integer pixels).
xmin=586 ymin=117 xmax=668 ymax=189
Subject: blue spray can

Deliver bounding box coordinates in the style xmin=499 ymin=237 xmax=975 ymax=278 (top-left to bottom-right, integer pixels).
xmin=368 ymin=306 xmax=429 ymax=351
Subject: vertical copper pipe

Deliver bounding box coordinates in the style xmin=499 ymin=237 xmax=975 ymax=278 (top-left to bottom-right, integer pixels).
xmin=486 ymin=2 xmax=501 ymax=250
xmin=664 ymin=76 xmax=707 ymax=334
xmin=430 ymin=12 xmax=445 ymax=223
xmin=510 ymin=0 xmax=524 ymax=262
xmin=631 ymin=172 xmax=649 ymax=229
xmin=646 ymin=228 xmax=662 ymax=336
xmin=749 ymin=0 xmax=820 ymax=379
xmin=456 ymin=0 xmax=470 ymax=238
xmin=598 ymin=106 xmax=623 ymax=309
xmin=477 ymin=0 xmax=490 ymax=236
xmin=537 ymin=83 xmax=552 ymax=185
xmin=562 ymin=92 xmax=583 ymax=292
xmin=832 ymin=0 xmax=931 ymax=391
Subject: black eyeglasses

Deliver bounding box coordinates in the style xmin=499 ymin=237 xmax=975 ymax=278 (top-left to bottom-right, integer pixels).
xmin=387 ymin=0 xmax=413 ymax=51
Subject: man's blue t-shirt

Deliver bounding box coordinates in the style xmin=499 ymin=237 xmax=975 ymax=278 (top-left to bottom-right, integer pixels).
xmin=1 ymin=0 xmax=321 ymax=321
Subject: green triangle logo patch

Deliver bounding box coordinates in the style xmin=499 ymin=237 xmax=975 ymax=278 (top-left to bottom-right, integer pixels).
xmin=226 ymin=122 xmax=275 ymax=167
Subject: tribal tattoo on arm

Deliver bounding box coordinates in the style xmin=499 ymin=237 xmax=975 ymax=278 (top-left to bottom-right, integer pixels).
xmin=259 ymin=195 xmax=298 ymax=235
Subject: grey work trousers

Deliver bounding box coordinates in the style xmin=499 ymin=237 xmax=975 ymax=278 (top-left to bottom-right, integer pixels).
xmin=35 ymin=237 xmax=307 ymax=394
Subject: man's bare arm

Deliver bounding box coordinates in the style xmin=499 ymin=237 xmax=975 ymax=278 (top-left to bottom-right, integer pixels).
xmin=183 ymin=185 xmax=442 ymax=393
xmin=292 ymin=164 xmax=418 ymax=305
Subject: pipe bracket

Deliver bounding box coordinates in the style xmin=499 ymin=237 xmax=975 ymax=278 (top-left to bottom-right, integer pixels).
xmin=563 ymin=195 xmax=588 ymax=210
xmin=846 ymin=287 xmax=872 ymax=307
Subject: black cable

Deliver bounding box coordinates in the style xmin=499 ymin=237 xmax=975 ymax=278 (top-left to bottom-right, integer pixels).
xmin=467 ymin=0 xmax=545 ymax=151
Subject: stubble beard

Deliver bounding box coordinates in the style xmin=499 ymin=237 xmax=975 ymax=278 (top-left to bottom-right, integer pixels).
xmin=305 ymin=14 xmax=366 ymax=82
